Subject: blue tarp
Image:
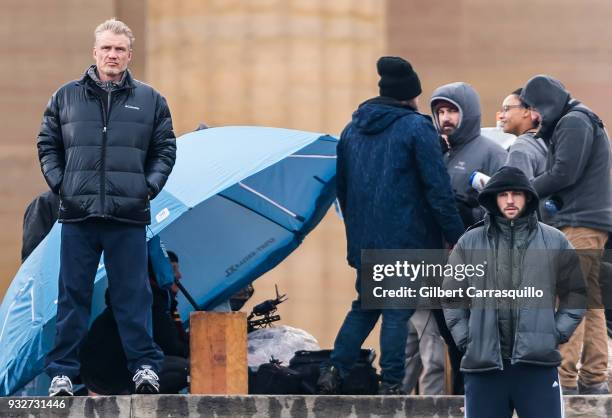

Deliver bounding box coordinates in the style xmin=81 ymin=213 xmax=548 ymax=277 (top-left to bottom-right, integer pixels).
xmin=0 ymin=126 xmax=337 ymax=395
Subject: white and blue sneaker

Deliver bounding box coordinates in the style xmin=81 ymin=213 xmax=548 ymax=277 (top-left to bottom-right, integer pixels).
xmin=133 ymin=365 xmax=160 ymax=394
xmin=49 ymin=375 xmax=73 ymax=396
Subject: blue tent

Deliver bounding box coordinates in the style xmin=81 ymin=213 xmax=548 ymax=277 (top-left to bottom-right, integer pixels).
xmin=0 ymin=126 xmax=337 ymax=395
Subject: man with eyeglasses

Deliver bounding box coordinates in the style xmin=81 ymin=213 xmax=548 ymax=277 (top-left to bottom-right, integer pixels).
xmin=499 ymin=88 xmax=547 ymax=181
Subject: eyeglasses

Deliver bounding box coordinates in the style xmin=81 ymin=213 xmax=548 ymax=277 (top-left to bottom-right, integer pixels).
xmin=500 ymin=105 xmax=525 ymax=113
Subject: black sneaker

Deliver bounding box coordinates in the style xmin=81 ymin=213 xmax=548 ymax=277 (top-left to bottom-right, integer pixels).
xmin=578 ymin=381 xmax=610 ymax=395
xmin=561 ymin=385 xmax=578 ymax=395
xmin=49 ymin=375 xmax=73 ymax=396
xmin=133 ymin=365 xmax=160 ymax=394
xmin=317 ymin=365 xmax=341 ymax=395
xmin=378 ymin=381 xmax=406 ymax=395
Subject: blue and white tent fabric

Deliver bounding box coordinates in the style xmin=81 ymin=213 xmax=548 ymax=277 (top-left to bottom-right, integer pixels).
xmin=0 ymin=126 xmax=337 ymax=395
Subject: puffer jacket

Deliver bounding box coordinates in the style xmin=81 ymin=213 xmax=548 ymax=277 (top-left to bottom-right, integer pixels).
xmin=430 ymin=82 xmax=507 ymax=228
xmin=442 ymin=166 xmax=586 ymax=372
xmin=337 ymin=96 xmax=465 ymax=269
xmin=521 ymin=75 xmax=612 ymax=233
xmin=37 ymin=67 xmax=176 ymax=225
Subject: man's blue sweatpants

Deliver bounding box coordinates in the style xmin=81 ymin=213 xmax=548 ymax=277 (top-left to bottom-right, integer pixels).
xmin=45 ymin=221 xmax=164 ymax=380
xmin=464 ymin=362 xmax=564 ymax=418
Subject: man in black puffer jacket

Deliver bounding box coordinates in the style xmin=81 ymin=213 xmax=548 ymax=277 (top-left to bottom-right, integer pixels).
xmin=39 ymin=19 xmax=175 ymax=397
xmin=443 ymin=166 xmax=586 ymax=418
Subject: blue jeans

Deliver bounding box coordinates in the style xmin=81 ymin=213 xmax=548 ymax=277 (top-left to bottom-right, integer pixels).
xmin=45 ymin=221 xmax=163 ymax=379
xmin=329 ymin=272 xmax=414 ymax=385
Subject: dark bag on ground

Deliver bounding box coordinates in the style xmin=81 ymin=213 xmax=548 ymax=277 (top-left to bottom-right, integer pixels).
xmin=289 ymin=349 xmax=379 ymax=395
xmin=249 ymin=359 xmax=306 ymax=394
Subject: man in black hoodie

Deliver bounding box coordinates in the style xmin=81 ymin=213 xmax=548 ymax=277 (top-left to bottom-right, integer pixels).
xmin=443 ymin=166 xmax=585 ymax=418
xmin=522 ymin=75 xmax=612 ymax=394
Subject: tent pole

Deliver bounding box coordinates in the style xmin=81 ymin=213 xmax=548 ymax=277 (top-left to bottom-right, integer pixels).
xmin=175 ymin=280 xmax=201 ymax=311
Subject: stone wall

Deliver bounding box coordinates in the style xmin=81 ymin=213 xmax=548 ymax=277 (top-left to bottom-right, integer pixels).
xmin=0 ymin=0 xmax=115 ymax=296
xmin=145 ymin=0 xmax=386 ymax=350
xmin=2 ymin=0 xmax=611 ymax=360
xmin=386 ymin=0 xmax=612 ymax=126
xmin=0 ymin=0 xmax=147 ymax=299
xmin=2 ymin=395 xmax=611 ymax=418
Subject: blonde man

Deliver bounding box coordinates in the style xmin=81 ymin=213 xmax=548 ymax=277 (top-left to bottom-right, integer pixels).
xmin=38 ymin=18 xmax=176 ymax=396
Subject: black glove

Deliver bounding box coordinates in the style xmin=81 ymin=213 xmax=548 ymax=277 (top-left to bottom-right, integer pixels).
xmin=439 ymin=135 xmax=450 ymax=154
xmin=455 ymin=194 xmax=481 ymax=229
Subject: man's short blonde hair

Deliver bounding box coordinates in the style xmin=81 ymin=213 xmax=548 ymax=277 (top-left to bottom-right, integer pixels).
xmin=94 ymin=18 xmax=135 ymax=49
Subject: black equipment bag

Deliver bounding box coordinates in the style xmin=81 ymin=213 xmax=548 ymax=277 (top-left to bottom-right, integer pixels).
xmin=288 ymin=349 xmax=379 ymax=395
xmin=249 ymin=359 xmax=307 ymax=394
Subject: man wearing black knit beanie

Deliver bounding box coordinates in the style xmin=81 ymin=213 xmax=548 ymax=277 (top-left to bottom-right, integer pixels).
xmin=317 ymin=56 xmax=464 ymax=395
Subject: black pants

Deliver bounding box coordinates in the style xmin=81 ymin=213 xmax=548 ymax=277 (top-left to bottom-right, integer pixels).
xmin=157 ymin=356 xmax=190 ymax=394
xmin=464 ymin=362 xmax=563 ymax=418
xmin=45 ymin=221 xmax=163 ymax=379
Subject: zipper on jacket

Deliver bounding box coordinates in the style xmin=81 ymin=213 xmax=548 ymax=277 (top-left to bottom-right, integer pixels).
xmin=491 ymin=239 xmax=504 ymax=370
xmin=509 ymin=219 xmax=521 ymax=362
xmin=99 ymin=87 xmax=112 ymax=217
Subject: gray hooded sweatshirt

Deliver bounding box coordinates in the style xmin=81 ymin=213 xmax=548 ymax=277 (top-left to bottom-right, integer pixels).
xmin=521 ymin=75 xmax=612 ymax=233
xmin=506 ymin=132 xmax=547 ymax=180
xmin=431 ymin=82 xmax=507 ymax=227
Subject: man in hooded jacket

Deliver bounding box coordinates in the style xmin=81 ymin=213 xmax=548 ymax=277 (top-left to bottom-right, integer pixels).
xmin=316 ymin=56 xmax=465 ymax=395
xmin=430 ymin=82 xmax=507 ymax=394
xmin=443 ymin=166 xmax=586 ymax=418
xmin=431 ymin=82 xmax=507 ymax=229
xmin=521 ymin=75 xmax=612 ymax=394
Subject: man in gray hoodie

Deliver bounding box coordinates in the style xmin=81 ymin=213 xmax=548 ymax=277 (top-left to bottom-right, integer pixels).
xmin=430 ymin=83 xmax=507 ymax=394
xmin=431 ymin=82 xmax=507 ymax=229
xmin=499 ymin=88 xmax=547 ymax=180
xmin=521 ymin=75 xmax=612 ymax=394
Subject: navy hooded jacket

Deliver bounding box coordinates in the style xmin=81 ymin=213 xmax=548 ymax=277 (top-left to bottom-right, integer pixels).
xmin=337 ymin=97 xmax=465 ymax=269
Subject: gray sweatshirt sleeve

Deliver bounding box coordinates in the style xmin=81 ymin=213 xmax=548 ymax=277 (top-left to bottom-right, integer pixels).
xmin=506 ymin=139 xmax=536 ymax=180
xmin=533 ymin=114 xmax=594 ymax=198
xmin=485 ymin=143 xmax=507 ymax=175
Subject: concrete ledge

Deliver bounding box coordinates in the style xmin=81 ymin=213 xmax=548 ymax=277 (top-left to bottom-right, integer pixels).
xmin=1 ymin=395 xmax=611 ymax=418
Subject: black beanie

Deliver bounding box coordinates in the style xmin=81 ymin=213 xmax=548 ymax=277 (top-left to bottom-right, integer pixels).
xmin=377 ymin=56 xmax=422 ymax=101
